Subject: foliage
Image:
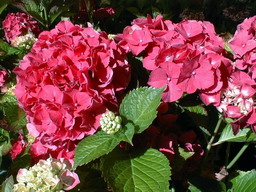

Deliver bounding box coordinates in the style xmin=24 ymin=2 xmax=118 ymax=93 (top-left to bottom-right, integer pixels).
xmin=0 ymin=0 xmax=256 ymax=191
xmin=74 ymin=87 xmax=163 ymax=168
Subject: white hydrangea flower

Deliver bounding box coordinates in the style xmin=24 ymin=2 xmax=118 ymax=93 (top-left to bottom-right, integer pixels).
xmin=11 ymin=33 xmax=37 ymax=50
xmin=16 ymin=169 xmax=34 ymax=183
xmin=13 ymin=157 xmax=79 ymax=192
xmin=100 ymin=110 xmax=122 ymax=134
xmin=13 ymin=183 xmax=27 ymax=191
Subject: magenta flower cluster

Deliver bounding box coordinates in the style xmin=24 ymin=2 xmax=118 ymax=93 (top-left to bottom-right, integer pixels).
xmin=2 ymin=12 xmax=40 ymax=42
xmin=10 ymin=12 xmax=256 ymax=163
xmin=14 ymin=20 xmax=130 ymax=160
xmin=119 ymin=15 xmax=233 ymax=104
xmin=225 ymin=16 xmax=256 ymax=133
xmin=118 ymin=15 xmax=256 ymax=134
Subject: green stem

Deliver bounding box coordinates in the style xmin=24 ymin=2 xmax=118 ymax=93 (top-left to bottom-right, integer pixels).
xmin=43 ymin=7 xmax=49 ymax=29
xmin=225 ymin=143 xmax=231 ymax=166
xmin=206 ymin=117 xmax=222 ymax=154
xmin=226 ymin=143 xmax=249 ymax=170
xmin=201 ymin=117 xmax=222 ymax=170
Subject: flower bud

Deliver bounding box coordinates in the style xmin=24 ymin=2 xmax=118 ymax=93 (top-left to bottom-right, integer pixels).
xmin=100 ymin=110 xmax=122 ymax=134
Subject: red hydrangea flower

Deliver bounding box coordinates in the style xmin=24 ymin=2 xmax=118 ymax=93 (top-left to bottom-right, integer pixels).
xmin=10 ymin=135 xmax=27 ymax=160
xmin=120 ymin=15 xmax=233 ymax=103
xmin=14 ymin=20 xmax=130 ymax=160
xmin=121 ymin=25 xmax=153 ymax=56
xmin=148 ymin=63 xmax=183 ymax=102
xmin=229 ymin=16 xmax=256 ymax=70
xmin=218 ymin=71 xmax=255 ymax=113
xmin=231 ymin=108 xmax=256 ymax=134
xmin=2 ymin=12 xmax=40 ymax=42
xmin=217 ymin=16 xmax=256 ymax=134
xmin=215 ymin=70 xmax=256 ymax=134
xmin=0 ymin=70 xmax=8 ymax=87
xmin=229 ymin=16 xmax=256 ymax=59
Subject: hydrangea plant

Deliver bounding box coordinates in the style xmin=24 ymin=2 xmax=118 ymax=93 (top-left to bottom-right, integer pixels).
xmin=1 ymin=1 xmax=256 ymax=192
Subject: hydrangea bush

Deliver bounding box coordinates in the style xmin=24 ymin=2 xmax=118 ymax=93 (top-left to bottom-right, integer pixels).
xmin=1 ymin=0 xmax=256 ymax=191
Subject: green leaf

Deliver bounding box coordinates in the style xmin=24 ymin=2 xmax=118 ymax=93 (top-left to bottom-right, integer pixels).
xmin=0 ymin=0 xmax=14 ymax=14
xmin=22 ymin=0 xmax=40 ymax=13
xmin=6 ymin=47 xmax=21 ymax=56
xmin=137 ymin=0 xmax=147 ymax=10
xmin=0 ymin=4 xmax=7 ymax=14
xmin=0 ymin=41 xmax=20 ymax=56
xmin=152 ymin=7 xmax=161 ymax=18
xmin=225 ymin=42 xmax=234 ymax=55
xmin=71 ymin=166 xmax=107 ymax=192
xmin=0 ymin=94 xmax=16 ymax=103
xmin=116 ymin=122 xmax=135 ymax=144
xmin=12 ymin=0 xmax=45 ymax=27
xmin=179 ymin=94 xmax=212 ymax=132
xmin=10 ymin=154 xmax=31 ymax=173
xmin=126 ymin=7 xmax=144 ymax=17
xmin=1 ymin=96 xmax=16 ymax=122
xmin=11 ymin=116 xmax=27 ymax=130
xmin=1 ymin=175 xmax=14 ymax=192
xmin=74 ymin=131 xmax=121 ymax=169
xmin=0 ymin=95 xmax=27 ymax=130
xmin=228 ymin=170 xmax=256 ymax=192
xmin=183 ymin=105 xmax=209 ymax=129
xmin=74 ymin=120 xmax=135 ymax=168
xmin=178 ymin=147 xmax=194 ymax=160
xmin=0 ymin=128 xmax=11 ymax=156
xmin=188 ymin=176 xmax=226 ymax=192
xmin=39 ymin=0 xmax=53 ymax=9
xmin=183 ymin=105 xmax=207 ymax=116
xmin=172 ymin=147 xmax=195 ymax=174
xmin=75 ymin=87 xmax=163 ymax=169
xmin=213 ymin=122 xmax=256 ymax=146
xmin=188 ymin=184 xmax=201 ymax=192
xmin=0 ymin=95 xmax=18 ymax=124
xmin=120 ymin=87 xmax=163 ymax=134
xmin=49 ymin=6 xmax=70 ymax=24
xmin=101 ymin=148 xmax=171 ymax=192
xmin=198 ymin=126 xmax=211 ymax=136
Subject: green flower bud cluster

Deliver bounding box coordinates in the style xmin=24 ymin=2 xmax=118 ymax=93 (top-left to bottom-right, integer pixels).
xmin=100 ymin=110 xmax=122 ymax=134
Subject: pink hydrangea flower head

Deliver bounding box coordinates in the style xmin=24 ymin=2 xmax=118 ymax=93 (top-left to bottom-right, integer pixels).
xmin=121 ymin=15 xmax=232 ymax=103
xmin=14 ymin=20 xmax=130 ymax=160
xmin=2 ymin=12 xmax=40 ymax=42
